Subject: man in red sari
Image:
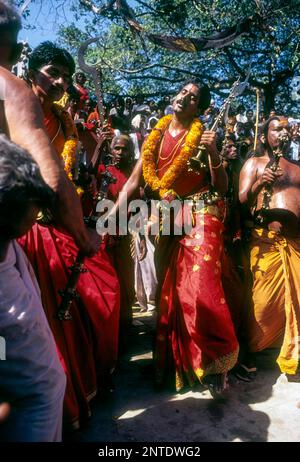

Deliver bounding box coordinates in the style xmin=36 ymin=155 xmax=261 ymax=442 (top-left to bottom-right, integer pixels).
xmin=18 ymin=42 xmax=120 ymax=429
xmin=106 ymin=80 xmax=239 ymax=395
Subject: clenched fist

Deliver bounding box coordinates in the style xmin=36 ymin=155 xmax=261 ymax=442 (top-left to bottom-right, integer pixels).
xmin=200 ymin=131 xmax=218 ymax=155
xmin=260 ymin=167 xmax=283 ymax=186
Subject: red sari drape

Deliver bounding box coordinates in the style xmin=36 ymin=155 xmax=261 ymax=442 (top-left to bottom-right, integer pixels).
xmin=18 ymin=110 xmax=120 ymax=429
xmin=154 ymin=129 xmax=239 ymax=390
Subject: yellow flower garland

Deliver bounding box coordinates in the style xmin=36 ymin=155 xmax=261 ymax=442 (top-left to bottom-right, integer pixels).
xmin=142 ymin=115 xmax=204 ymax=198
xmin=52 ymin=103 xmax=83 ymax=195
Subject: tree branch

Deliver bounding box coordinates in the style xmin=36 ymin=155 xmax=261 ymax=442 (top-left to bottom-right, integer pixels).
xmin=133 ymin=0 xmax=178 ymax=33
xmin=19 ymin=0 xmax=33 ymax=14
xmin=79 ymin=0 xmax=116 ymax=15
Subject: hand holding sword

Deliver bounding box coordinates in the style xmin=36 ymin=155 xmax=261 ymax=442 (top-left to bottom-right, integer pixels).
xmin=188 ymin=71 xmax=251 ymax=173
xmin=56 ymin=37 xmax=115 ymax=321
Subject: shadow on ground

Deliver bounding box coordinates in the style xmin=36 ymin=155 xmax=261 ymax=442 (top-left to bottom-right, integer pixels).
xmin=65 ymin=307 xmax=300 ymax=442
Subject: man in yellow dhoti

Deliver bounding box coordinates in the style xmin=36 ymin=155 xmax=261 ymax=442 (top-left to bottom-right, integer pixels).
xmin=239 ymin=116 xmax=300 ymax=375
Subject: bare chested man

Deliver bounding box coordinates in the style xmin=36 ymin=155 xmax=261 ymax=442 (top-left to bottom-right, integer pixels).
xmin=0 ymin=1 xmax=97 ymax=257
xmin=239 ymin=116 xmax=300 ymax=376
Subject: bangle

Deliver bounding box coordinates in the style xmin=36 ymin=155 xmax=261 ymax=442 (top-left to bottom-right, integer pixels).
xmin=211 ymin=159 xmax=223 ymax=169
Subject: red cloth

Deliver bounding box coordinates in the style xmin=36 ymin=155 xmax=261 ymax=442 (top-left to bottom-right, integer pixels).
xmin=18 ymin=110 xmax=120 ymax=429
xmin=154 ymin=129 xmax=239 ymax=389
xmin=74 ymin=84 xmax=89 ymax=110
xmin=86 ymin=110 xmax=100 ymax=127
xmin=97 ymin=164 xmax=130 ymax=200
xmin=156 ymin=129 xmax=208 ymax=196
xmin=43 ymin=109 xmax=65 ymax=155
xmin=18 ymin=226 xmax=120 ymax=427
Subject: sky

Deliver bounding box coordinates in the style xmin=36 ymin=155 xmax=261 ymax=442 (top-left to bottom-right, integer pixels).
xmin=18 ymin=0 xmax=137 ymax=47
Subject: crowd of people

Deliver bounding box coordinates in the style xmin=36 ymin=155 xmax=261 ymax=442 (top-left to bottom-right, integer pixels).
xmin=66 ymin=76 xmax=300 ymax=168
xmin=0 ymin=0 xmax=300 ymax=442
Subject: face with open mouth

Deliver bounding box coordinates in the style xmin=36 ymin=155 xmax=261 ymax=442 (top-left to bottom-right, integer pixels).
xmin=173 ymin=83 xmax=201 ymax=118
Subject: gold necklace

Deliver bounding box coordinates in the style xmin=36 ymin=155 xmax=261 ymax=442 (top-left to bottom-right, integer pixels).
xmin=156 ymin=130 xmax=187 ymax=173
xmin=51 ymin=121 xmax=62 ymax=145
xmin=156 ymin=141 xmax=186 ymax=173
xmin=158 ymin=129 xmax=188 ymax=161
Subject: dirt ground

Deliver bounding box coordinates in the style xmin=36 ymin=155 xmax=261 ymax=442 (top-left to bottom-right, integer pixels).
xmin=66 ymin=307 xmax=300 ymax=443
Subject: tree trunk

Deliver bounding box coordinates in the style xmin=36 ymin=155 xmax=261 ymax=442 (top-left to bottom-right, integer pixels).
xmin=262 ymin=84 xmax=276 ymax=116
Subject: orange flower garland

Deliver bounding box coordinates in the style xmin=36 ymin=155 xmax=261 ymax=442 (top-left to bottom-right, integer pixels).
xmin=52 ymin=103 xmax=83 ymax=195
xmin=142 ymin=115 xmax=204 ymax=198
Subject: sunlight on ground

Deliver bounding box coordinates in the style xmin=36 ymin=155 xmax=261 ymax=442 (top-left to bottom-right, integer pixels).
xmin=118 ymin=409 xmax=147 ymax=420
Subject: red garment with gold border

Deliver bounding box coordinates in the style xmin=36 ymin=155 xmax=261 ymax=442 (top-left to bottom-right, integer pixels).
xmin=154 ymin=129 xmax=239 ymax=390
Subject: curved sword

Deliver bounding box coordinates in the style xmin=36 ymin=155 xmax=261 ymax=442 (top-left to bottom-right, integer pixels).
xmin=78 ymin=37 xmax=105 ymax=126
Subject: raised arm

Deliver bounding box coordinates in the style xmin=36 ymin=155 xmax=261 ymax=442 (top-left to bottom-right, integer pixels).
xmin=201 ymin=131 xmax=228 ymax=195
xmin=3 ymin=70 xmax=97 ymax=256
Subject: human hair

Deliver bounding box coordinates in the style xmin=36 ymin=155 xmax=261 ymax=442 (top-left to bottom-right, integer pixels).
xmin=0 ymin=0 xmax=21 ymax=36
xmin=111 ymin=134 xmax=134 ymax=152
xmin=67 ymin=85 xmax=80 ymax=102
xmin=226 ymin=133 xmax=237 ymax=144
xmin=0 ymin=135 xmax=55 ymax=238
xmin=115 ymin=96 xmax=125 ymax=108
xmin=75 ymin=71 xmax=86 ymax=83
xmin=111 ymin=134 xmax=135 ymax=166
xmin=178 ymin=78 xmax=211 ymax=114
xmin=28 ymin=41 xmax=75 ymax=75
xmin=253 ymin=116 xmax=281 ymax=156
xmin=261 ymin=116 xmax=281 ymax=143
xmin=237 ymin=104 xmax=245 ymax=113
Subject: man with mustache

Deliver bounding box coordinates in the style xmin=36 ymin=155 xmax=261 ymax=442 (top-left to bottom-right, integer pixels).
xmin=104 ymin=80 xmax=239 ymax=395
xmin=239 ymin=116 xmax=300 ymax=377
xmin=0 ymin=6 xmax=98 ymax=257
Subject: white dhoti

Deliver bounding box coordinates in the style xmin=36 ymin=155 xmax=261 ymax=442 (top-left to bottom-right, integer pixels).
xmin=134 ymin=234 xmax=157 ymax=311
xmin=0 ymin=241 xmax=66 ymax=442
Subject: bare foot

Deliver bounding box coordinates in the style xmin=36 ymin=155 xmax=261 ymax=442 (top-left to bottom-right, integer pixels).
xmin=203 ymin=373 xmax=228 ymax=398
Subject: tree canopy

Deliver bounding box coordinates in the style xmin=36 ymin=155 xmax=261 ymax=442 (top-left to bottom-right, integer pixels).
xmin=19 ymin=0 xmax=300 ymax=114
